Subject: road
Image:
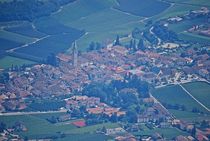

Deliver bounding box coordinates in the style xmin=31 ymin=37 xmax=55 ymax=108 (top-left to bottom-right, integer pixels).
xmin=149 ymin=26 xmax=161 ymax=45
xmin=0 ymin=109 xmax=67 ymax=116
xmin=150 ymin=93 xmax=175 ymax=119
xmin=6 ymin=35 xmax=50 ymax=53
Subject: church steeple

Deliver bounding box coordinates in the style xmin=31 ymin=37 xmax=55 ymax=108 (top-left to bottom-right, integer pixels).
xmin=72 ymin=41 xmax=78 ymax=68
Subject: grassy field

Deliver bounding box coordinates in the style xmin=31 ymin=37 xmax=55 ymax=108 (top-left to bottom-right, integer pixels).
xmin=52 ymin=0 xmax=144 ymax=50
xmin=0 ymin=0 xmax=199 ymax=66
xmin=168 ymin=16 xmax=207 ymax=33
xmin=57 ymin=133 xmax=111 ymax=141
xmin=0 ymin=56 xmax=35 ymax=69
xmin=133 ymin=125 xmax=188 ymax=139
xmin=182 ymin=81 xmax=210 ymax=109
xmin=0 ymin=38 xmax=23 ymax=51
xmin=0 ymin=113 xmax=118 ymax=140
xmin=5 ymin=22 xmax=46 ymax=38
xmin=179 ymin=32 xmax=210 ymax=45
xmin=165 ymin=0 xmax=210 ymax=7
xmin=0 ymin=30 xmax=35 ymax=44
xmin=115 ymin=0 xmax=170 ymax=17
xmin=169 ymin=109 xmax=210 ymax=122
xmin=152 ymin=84 xmax=208 ymax=113
xmin=15 ymin=32 xmax=84 ymax=59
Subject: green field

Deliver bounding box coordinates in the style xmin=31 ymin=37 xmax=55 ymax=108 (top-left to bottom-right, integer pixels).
xmin=0 ymin=113 xmax=118 ymax=140
xmin=115 ymin=0 xmax=170 ymax=17
xmin=133 ymin=125 xmax=188 ymax=139
xmin=57 ymin=133 xmax=111 ymax=141
xmin=182 ymin=81 xmax=210 ymax=109
xmin=1 ymin=0 xmax=208 ymax=67
xmin=169 ymin=109 xmax=210 ymax=122
xmin=0 ymin=56 xmax=35 ymax=69
xmin=165 ymin=0 xmax=210 ymax=7
xmin=179 ymin=32 xmax=210 ymax=45
xmin=152 ymin=84 xmax=208 ymax=113
xmin=0 ymin=30 xmax=35 ymax=44
xmin=52 ymin=0 xmax=144 ymax=50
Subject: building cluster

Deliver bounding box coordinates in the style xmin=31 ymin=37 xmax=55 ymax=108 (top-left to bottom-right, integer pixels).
xmin=65 ymin=95 xmax=126 ymax=117
xmin=0 ymin=41 xmax=209 ymax=112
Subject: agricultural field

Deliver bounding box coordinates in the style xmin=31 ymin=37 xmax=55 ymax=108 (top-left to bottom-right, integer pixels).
xmin=0 ymin=30 xmax=35 ymax=44
xmin=52 ymin=0 xmax=144 ymax=50
xmin=169 ymin=109 xmax=210 ymax=122
xmin=152 ymin=4 xmax=197 ymax=21
xmin=58 ymin=133 xmax=111 ymax=141
xmin=115 ymin=0 xmax=170 ymax=17
xmin=168 ymin=16 xmax=207 ymax=33
xmin=0 ymin=56 xmax=35 ymax=69
xmin=4 ymin=22 xmax=46 ymax=38
xmin=65 ymin=9 xmax=144 ymax=50
xmin=15 ymin=31 xmax=84 ymax=59
xmin=0 ymin=38 xmax=23 ymax=51
xmin=152 ymin=84 xmax=208 ymax=113
xmin=164 ymin=0 xmax=210 ymax=7
xmin=133 ymin=125 xmax=188 ymax=139
xmin=0 ymin=0 xmax=209 ymax=68
xmin=182 ymin=81 xmax=210 ymax=109
xmin=0 ymin=0 xmax=202 ymax=68
xmin=0 ymin=113 xmax=118 ymax=140
xmin=179 ymin=32 xmax=210 ymax=45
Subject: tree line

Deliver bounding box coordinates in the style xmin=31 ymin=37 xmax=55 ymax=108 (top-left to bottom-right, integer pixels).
xmin=0 ymin=0 xmax=76 ymax=22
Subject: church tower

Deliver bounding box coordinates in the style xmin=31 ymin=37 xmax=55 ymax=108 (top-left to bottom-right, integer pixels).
xmin=72 ymin=41 xmax=78 ymax=68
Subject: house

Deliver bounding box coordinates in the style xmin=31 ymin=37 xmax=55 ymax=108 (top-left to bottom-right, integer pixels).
xmin=106 ymin=127 xmax=126 ymax=135
xmin=115 ymin=135 xmax=137 ymax=141
xmin=160 ymin=122 xmax=170 ymax=128
xmin=138 ymin=115 xmax=149 ymax=123
xmin=87 ymin=107 xmax=103 ymax=114
xmin=176 ymin=135 xmax=190 ymax=141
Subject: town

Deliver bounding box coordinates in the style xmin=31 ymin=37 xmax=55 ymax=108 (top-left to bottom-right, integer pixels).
xmin=0 ymin=3 xmax=210 ymax=141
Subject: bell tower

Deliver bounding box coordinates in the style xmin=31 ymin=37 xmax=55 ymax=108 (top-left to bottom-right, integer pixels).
xmin=72 ymin=41 xmax=78 ymax=68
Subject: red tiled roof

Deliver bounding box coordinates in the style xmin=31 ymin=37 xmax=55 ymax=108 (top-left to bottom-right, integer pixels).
xmin=72 ymin=120 xmax=86 ymax=128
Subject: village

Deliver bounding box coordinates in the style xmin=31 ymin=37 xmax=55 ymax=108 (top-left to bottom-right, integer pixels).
xmin=0 ymin=38 xmax=209 ymax=140
xmin=0 ymin=6 xmax=210 ymax=141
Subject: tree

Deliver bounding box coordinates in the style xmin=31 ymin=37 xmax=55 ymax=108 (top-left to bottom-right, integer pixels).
xmin=0 ymin=72 xmax=9 ymax=83
xmin=137 ymin=39 xmax=145 ymax=51
xmin=46 ymin=53 xmax=58 ymax=66
xmin=129 ymin=39 xmax=133 ymax=50
xmin=126 ymin=110 xmax=137 ymax=123
xmin=201 ymin=120 xmax=208 ymax=129
xmin=88 ymin=41 xmax=95 ymax=51
xmin=0 ymin=122 xmax=6 ymax=133
xmin=95 ymin=42 xmax=101 ymax=50
xmin=191 ymin=125 xmax=196 ymax=137
xmin=110 ymin=113 xmax=118 ymax=122
xmin=132 ymin=27 xmax=141 ymax=39
xmin=114 ymin=35 xmax=120 ymax=46
xmin=101 ymin=126 xmax=107 ymax=133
